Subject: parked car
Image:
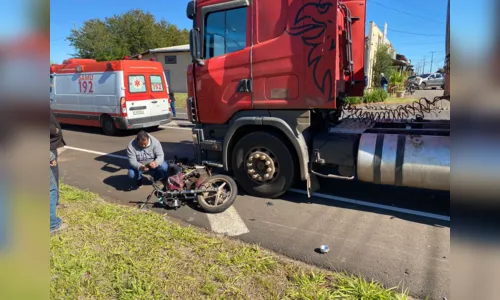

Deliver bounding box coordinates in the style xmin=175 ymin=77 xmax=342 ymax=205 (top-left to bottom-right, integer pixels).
xmin=409 ymin=73 xmax=445 ymax=90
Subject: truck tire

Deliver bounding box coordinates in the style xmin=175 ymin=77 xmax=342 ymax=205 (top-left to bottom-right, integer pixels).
xmin=231 ymin=131 xmax=296 ymax=199
xmin=101 ymin=115 xmax=118 ymax=136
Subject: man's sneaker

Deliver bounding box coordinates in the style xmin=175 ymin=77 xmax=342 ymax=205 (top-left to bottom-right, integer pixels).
xmin=50 ymin=223 xmax=68 ymax=235
xmin=136 ymin=178 xmax=144 ymax=188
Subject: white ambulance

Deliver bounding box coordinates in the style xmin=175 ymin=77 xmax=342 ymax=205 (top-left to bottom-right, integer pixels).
xmin=50 ymin=57 xmax=173 ymax=135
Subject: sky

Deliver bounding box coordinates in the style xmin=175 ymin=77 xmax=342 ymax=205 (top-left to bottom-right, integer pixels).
xmin=47 ymin=0 xmax=490 ymax=74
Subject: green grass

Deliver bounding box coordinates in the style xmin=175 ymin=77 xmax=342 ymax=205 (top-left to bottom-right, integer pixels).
xmin=344 ymin=96 xmax=420 ymax=106
xmin=173 ymin=92 xmax=187 ymax=109
xmin=51 ymin=183 xmax=411 ymax=299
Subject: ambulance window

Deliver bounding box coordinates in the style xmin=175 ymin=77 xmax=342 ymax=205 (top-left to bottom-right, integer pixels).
xmin=128 ymin=75 xmax=147 ymax=93
xmin=150 ymin=75 xmax=164 ymax=92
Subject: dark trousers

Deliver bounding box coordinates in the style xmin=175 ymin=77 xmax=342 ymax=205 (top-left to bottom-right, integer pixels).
xmin=170 ymin=100 xmax=176 ymax=117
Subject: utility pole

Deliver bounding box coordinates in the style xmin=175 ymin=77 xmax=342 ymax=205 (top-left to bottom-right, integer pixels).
xmin=429 ymin=51 xmax=436 ymax=73
xmin=422 ymin=56 xmax=427 ymax=74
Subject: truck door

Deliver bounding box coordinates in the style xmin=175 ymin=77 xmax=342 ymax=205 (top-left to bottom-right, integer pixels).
xmin=251 ymin=0 xmax=344 ymax=109
xmin=124 ymin=73 xmax=153 ymax=122
xmin=194 ymin=0 xmax=252 ymax=124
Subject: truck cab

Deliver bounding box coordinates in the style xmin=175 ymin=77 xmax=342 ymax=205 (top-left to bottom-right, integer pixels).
xmin=185 ymin=0 xmax=450 ymax=198
xmin=186 ymin=0 xmax=366 ymax=122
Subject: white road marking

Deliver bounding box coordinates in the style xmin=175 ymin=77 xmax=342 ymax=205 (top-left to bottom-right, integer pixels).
xmin=206 ymin=206 xmax=250 ymax=236
xmin=57 ymin=147 xmax=67 ymax=155
xmin=61 ymin=146 xmax=250 ymax=236
xmin=62 ymin=146 xmax=450 ymax=223
xmin=64 ymin=146 xmax=128 ymax=159
xmin=289 ymin=188 xmax=450 ymax=221
xmin=160 ymin=125 xmax=192 ymax=131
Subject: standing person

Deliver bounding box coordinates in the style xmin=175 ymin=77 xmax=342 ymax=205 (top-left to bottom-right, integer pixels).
xmin=380 ymin=73 xmax=388 ymax=92
xmin=50 ymin=151 xmax=67 ymax=234
xmin=127 ymin=131 xmax=169 ymax=188
xmin=169 ymin=92 xmax=176 ymax=118
xmin=50 ymin=107 xmax=66 ymax=198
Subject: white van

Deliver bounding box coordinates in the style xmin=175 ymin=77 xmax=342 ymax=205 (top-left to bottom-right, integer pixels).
xmin=50 ymin=57 xmax=173 ymax=135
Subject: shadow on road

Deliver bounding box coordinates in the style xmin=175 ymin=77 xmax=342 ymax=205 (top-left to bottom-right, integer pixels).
xmin=61 ymin=124 xmax=167 ymax=136
xmin=95 ymin=141 xmax=195 ymax=190
xmin=93 ymin=145 xmax=449 ymax=228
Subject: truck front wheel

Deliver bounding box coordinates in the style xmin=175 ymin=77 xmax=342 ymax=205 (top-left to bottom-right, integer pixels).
xmin=231 ymin=131 xmax=296 ymax=199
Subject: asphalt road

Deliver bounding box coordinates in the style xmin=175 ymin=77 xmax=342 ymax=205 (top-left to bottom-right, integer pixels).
xmin=57 ymin=106 xmax=450 ymax=300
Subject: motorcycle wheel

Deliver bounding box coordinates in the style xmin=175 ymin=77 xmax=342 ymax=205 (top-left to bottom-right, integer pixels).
xmin=196 ymin=174 xmax=238 ymax=213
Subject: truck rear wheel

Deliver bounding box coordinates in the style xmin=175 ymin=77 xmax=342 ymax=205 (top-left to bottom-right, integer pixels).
xmin=231 ymin=131 xmax=296 ymax=199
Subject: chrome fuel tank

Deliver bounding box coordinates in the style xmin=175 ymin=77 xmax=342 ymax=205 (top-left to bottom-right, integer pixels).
xmin=357 ymin=133 xmax=450 ymax=191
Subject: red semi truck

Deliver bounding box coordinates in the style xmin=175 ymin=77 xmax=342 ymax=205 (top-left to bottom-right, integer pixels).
xmin=184 ymin=0 xmax=450 ymax=199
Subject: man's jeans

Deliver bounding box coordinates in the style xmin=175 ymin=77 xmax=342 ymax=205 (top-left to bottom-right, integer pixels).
xmin=170 ymin=100 xmax=176 ymax=117
xmin=128 ymin=161 xmax=169 ymax=182
xmin=51 ymin=149 xmax=59 ymax=205
xmin=50 ymin=167 xmax=62 ymax=231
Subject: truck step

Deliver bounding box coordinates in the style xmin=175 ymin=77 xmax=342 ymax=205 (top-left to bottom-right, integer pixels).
xmin=200 ymin=140 xmax=222 ymax=151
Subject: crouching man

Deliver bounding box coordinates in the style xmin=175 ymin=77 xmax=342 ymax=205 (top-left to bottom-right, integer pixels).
xmin=127 ymin=130 xmax=168 ymax=188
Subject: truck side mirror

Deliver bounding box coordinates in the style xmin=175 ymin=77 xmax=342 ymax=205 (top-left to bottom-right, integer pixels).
xmin=189 ymin=29 xmax=204 ymax=66
xmin=186 ymin=1 xmax=195 ymax=20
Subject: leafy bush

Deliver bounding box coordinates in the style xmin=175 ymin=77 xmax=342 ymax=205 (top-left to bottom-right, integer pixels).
xmin=372 ymin=44 xmax=396 ymax=88
xmin=389 ymin=71 xmax=409 ymax=93
xmin=364 ymin=88 xmax=388 ymax=103
xmin=344 ymin=97 xmax=364 ymax=105
xmin=389 ymin=72 xmax=403 ymax=92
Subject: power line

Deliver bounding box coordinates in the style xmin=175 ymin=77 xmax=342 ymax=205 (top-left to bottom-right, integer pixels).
xmin=396 ymin=41 xmax=444 ymax=45
xmin=387 ymin=28 xmax=444 ymax=37
xmin=367 ymin=0 xmax=445 ymax=24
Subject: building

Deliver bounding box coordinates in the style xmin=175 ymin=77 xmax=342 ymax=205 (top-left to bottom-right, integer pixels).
xmin=135 ymin=44 xmax=190 ymax=93
xmin=364 ymin=21 xmax=396 ymax=88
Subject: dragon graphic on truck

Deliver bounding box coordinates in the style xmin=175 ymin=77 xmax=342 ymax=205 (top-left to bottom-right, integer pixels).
xmin=286 ymin=0 xmax=337 ymax=103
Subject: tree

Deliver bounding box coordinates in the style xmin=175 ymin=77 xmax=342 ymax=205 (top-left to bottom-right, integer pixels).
xmin=436 ymin=67 xmax=445 ymax=74
xmin=66 ymin=9 xmax=189 ymax=61
xmin=372 ymin=44 xmax=395 ymax=88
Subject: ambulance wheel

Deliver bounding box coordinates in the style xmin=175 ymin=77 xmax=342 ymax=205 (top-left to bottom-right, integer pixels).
xmin=232 ymin=131 xmax=297 ymax=199
xmin=101 ymin=115 xmax=118 ymax=136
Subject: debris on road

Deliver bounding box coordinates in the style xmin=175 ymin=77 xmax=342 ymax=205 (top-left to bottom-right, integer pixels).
xmin=319 ymin=245 xmax=330 ymax=254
